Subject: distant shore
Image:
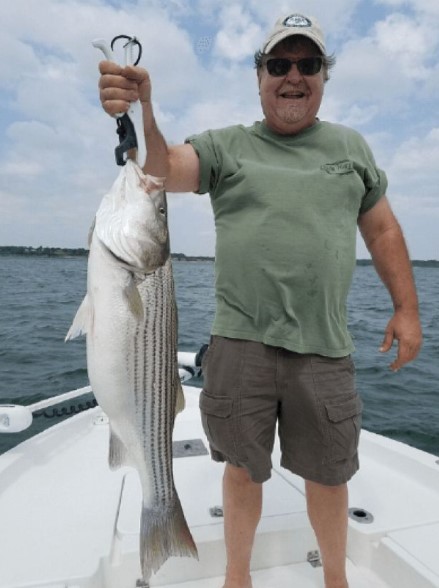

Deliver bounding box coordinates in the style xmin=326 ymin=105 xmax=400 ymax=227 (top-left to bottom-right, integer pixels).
xmin=0 ymin=246 xmax=214 ymax=263
xmin=0 ymin=246 xmax=438 ymax=267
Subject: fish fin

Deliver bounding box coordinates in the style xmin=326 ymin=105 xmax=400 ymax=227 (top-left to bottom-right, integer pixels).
xmin=88 ymin=217 xmax=96 ymax=248
xmin=140 ymin=491 xmax=198 ymax=580
xmin=124 ymin=280 xmax=144 ymax=321
xmin=175 ymin=380 xmax=185 ymax=415
xmin=65 ymin=295 xmax=92 ymax=341
xmin=108 ymin=427 xmax=130 ymax=470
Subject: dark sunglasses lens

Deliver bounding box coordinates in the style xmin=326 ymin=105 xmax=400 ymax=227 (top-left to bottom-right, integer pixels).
xmin=266 ymin=58 xmax=290 ymax=76
xmin=266 ymin=57 xmax=323 ymax=76
xmin=298 ymin=57 xmax=322 ymax=75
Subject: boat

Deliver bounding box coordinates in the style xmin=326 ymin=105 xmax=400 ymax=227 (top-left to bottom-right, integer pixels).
xmin=1 ymin=349 xmax=439 ymax=588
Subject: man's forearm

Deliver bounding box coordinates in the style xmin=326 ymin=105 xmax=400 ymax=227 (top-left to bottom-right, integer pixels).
xmin=368 ymin=224 xmax=419 ymax=313
xmin=141 ymin=102 xmax=170 ymax=178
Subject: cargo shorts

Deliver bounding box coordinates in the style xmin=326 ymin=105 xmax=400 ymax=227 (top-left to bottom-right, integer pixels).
xmin=199 ymin=336 xmax=363 ymax=486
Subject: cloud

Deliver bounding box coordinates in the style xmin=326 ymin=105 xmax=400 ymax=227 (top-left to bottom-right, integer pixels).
xmin=0 ymin=0 xmax=438 ymax=259
xmin=388 ymin=128 xmax=439 ymax=205
xmin=374 ymin=13 xmax=436 ymax=78
xmin=375 ymin=0 xmax=439 ymax=18
xmin=213 ymin=5 xmax=263 ymax=61
xmin=324 ymin=8 xmax=438 ymax=131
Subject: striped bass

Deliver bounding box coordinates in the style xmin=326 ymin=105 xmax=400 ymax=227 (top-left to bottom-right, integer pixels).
xmin=66 ymin=159 xmax=197 ymax=580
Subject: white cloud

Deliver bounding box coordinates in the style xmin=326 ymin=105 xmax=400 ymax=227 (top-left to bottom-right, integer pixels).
xmin=0 ymin=0 xmax=438 ymax=259
xmin=388 ymin=128 xmax=439 ymax=200
xmin=323 ymin=8 xmax=438 ymax=129
xmin=374 ymin=13 xmax=436 ymax=79
xmin=213 ymin=5 xmax=262 ymax=61
xmin=375 ymin=0 xmax=439 ymax=18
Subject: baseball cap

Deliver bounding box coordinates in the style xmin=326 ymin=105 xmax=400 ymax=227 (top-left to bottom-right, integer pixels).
xmin=261 ymin=13 xmax=326 ymax=56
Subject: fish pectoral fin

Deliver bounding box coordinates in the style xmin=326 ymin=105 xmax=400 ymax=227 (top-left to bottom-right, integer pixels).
xmin=65 ymin=295 xmax=92 ymax=341
xmin=124 ymin=280 xmax=144 ymax=321
xmin=175 ymin=380 xmax=185 ymax=415
xmin=109 ymin=427 xmax=131 ymax=470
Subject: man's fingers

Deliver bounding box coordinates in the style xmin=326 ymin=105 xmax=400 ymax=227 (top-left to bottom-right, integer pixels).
xmin=99 ymin=71 xmax=140 ymax=115
xmin=392 ymin=338 xmax=422 ymax=371
xmin=379 ymin=329 xmax=394 ymax=353
xmin=99 ymin=60 xmax=122 ymax=75
xmin=100 ymin=86 xmax=139 ymax=103
xmin=121 ymin=66 xmax=151 ymax=103
xmin=121 ymin=65 xmax=149 ymax=82
xmin=379 ymin=313 xmax=422 ymax=371
xmin=98 ymin=63 xmax=151 ymax=112
xmin=99 ymin=74 xmax=139 ymax=92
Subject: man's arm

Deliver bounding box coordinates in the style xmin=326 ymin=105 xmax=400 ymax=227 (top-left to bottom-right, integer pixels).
xmin=98 ymin=61 xmax=200 ymax=192
xmin=358 ymin=196 xmax=422 ymax=371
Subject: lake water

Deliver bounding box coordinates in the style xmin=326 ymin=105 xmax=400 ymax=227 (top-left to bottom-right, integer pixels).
xmin=0 ymin=256 xmax=437 ymax=456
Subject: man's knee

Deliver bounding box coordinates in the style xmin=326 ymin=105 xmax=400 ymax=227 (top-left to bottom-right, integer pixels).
xmin=224 ymin=464 xmax=258 ymax=486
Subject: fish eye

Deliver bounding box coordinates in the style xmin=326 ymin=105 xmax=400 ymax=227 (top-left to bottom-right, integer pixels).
xmin=159 ymin=207 xmax=166 ymax=215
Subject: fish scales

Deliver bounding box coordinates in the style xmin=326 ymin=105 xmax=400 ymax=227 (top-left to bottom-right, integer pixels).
xmin=140 ymin=265 xmax=174 ymax=504
xmin=66 ymin=160 xmax=197 ymax=582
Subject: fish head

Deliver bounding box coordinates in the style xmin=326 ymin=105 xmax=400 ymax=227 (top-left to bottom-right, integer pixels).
xmin=95 ymin=160 xmax=170 ymax=272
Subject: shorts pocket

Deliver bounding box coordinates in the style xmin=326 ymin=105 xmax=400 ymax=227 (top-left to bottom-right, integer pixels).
xmin=200 ymin=392 xmax=233 ymax=418
xmin=323 ymin=394 xmax=363 ymax=463
xmin=199 ymin=391 xmax=239 ymax=459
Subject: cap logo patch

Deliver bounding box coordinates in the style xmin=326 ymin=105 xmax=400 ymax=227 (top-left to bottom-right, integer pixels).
xmin=283 ymin=15 xmax=312 ymax=28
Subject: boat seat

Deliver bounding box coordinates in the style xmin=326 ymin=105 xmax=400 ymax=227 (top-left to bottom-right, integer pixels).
xmin=371 ymin=523 xmax=439 ymax=588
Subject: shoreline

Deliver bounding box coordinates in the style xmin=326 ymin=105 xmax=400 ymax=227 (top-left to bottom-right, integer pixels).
xmin=0 ymin=246 xmax=438 ymax=266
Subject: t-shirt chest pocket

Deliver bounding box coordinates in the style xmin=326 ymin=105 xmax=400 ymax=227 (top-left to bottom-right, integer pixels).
xmin=319 ymin=160 xmax=365 ymax=212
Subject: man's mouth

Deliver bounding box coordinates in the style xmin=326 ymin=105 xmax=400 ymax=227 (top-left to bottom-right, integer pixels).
xmin=279 ymin=90 xmax=306 ymax=99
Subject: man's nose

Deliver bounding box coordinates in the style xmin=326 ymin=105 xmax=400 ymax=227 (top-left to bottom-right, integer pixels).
xmin=285 ymin=62 xmax=303 ymax=82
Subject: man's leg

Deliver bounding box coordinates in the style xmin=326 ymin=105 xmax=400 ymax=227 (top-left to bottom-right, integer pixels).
xmin=305 ymin=480 xmax=349 ymax=588
xmin=222 ymin=464 xmax=262 ymax=588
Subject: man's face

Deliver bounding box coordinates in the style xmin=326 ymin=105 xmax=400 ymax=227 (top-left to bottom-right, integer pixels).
xmin=258 ymin=38 xmax=325 ymax=135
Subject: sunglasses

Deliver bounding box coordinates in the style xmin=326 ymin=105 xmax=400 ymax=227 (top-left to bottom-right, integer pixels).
xmin=265 ymin=57 xmax=323 ymax=77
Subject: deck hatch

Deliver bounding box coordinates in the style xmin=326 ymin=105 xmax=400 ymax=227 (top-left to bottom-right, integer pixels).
xmin=173 ymin=438 xmax=208 ymax=458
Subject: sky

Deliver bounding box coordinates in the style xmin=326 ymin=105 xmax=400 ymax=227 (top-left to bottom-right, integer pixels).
xmin=0 ymin=0 xmax=438 ymax=259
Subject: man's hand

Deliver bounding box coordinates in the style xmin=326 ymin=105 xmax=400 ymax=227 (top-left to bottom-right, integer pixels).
xmin=98 ymin=61 xmax=151 ymax=116
xmin=380 ymin=309 xmax=423 ymax=371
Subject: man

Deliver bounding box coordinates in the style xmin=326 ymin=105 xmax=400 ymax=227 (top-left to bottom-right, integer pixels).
xmin=99 ymin=13 xmax=422 ymax=588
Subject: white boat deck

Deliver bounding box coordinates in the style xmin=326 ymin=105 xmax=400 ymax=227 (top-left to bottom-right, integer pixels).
xmin=0 ymin=386 xmax=438 ymax=588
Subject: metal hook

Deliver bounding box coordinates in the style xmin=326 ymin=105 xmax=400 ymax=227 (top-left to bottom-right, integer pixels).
xmin=110 ymin=35 xmax=142 ymax=66
xmin=93 ymin=34 xmax=143 ymax=165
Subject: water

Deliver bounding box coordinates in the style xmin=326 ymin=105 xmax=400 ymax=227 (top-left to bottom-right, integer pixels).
xmin=0 ymin=256 xmax=438 ymax=457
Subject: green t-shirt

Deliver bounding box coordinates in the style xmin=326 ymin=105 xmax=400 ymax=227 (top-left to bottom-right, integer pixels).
xmin=186 ymin=120 xmax=387 ymax=357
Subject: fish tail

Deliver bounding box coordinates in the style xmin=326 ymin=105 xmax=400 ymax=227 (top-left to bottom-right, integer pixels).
xmin=140 ymin=491 xmax=198 ymax=580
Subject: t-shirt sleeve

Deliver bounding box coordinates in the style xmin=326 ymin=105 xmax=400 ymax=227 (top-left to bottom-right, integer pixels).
xmin=355 ymin=134 xmax=388 ymax=214
xmin=185 ymin=130 xmax=221 ymax=195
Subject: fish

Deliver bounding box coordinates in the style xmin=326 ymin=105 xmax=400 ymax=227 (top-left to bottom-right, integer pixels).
xmin=66 ymin=159 xmax=197 ymax=580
